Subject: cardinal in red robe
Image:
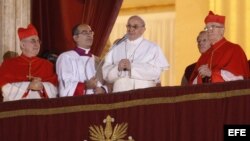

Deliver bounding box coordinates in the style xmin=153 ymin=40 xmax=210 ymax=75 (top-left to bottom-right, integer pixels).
xmin=189 ymin=11 xmax=249 ymax=84
xmin=0 ymin=24 xmax=58 ymax=101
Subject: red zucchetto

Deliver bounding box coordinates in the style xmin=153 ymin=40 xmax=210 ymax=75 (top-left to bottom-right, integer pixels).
xmin=18 ymin=24 xmax=38 ymax=40
xmin=204 ymin=11 xmax=225 ymax=25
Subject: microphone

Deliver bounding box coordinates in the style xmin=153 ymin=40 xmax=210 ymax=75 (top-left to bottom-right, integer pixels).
xmin=113 ymin=34 xmax=128 ymax=71
xmin=202 ymin=76 xmax=210 ymax=83
xmin=95 ymin=34 xmax=129 ymax=79
xmin=113 ymin=34 xmax=128 ymax=46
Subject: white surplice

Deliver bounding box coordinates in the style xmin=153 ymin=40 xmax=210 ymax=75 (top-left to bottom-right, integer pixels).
xmin=102 ymin=36 xmax=169 ymax=92
xmin=56 ymin=49 xmax=104 ymax=97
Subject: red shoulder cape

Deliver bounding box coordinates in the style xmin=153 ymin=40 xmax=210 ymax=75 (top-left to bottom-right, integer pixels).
xmin=0 ymin=54 xmax=58 ymax=87
xmin=189 ymin=38 xmax=249 ymax=84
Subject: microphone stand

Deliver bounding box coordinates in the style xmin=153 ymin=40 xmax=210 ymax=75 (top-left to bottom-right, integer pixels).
xmin=95 ymin=35 xmax=128 ymax=78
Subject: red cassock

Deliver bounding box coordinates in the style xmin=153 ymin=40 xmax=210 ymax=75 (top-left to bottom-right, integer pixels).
xmin=189 ymin=38 xmax=250 ymax=84
xmin=0 ymin=54 xmax=58 ymax=87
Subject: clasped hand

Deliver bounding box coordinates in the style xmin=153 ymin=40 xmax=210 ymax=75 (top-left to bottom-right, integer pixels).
xmin=118 ymin=59 xmax=131 ymax=71
xmin=198 ymin=64 xmax=212 ymax=78
xmin=28 ymin=77 xmax=43 ymax=91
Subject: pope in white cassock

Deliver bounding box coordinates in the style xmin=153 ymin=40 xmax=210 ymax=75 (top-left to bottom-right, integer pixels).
xmin=56 ymin=24 xmax=107 ymax=97
xmin=102 ymin=15 xmax=169 ymax=93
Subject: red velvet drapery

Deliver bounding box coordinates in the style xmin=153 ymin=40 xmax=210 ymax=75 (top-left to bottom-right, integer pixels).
xmin=1 ymin=80 xmax=250 ymax=141
xmin=31 ymin=0 xmax=123 ymax=56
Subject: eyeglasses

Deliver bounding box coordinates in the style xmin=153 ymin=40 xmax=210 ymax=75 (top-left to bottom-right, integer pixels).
xmin=204 ymin=25 xmax=224 ymax=31
xmin=126 ymin=24 xmax=145 ymax=30
xmin=23 ymin=39 xmax=42 ymax=45
xmin=78 ymin=30 xmax=94 ymax=35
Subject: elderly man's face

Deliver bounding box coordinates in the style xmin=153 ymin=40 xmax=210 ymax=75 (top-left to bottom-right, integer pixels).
xmin=126 ymin=17 xmax=145 ymax=41
xmin=20 ymin=35 xmax=41 ymax=57
xmin=197 ymin=32 xmax=211 ymax=54
xmin=204 ymin=22 xmax=224 ymax=44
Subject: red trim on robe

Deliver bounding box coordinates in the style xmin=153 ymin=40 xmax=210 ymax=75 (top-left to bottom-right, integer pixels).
xmin=22 ymin=90 xmax=30 ymax=98
xmin=73 ymin=82 xmax=85 ymax=96
xmin=22 ymin=87 xmax=48 ymax=99
xmin=40 ymin=87 xmax=49 ymax=98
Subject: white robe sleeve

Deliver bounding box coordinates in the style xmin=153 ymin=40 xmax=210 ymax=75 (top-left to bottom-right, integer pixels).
xmin=221 ymin=70 xmax=243 ymax=81
xmin=2 ymin=82 xmax=29 ymax=101
xmin=43 ymin=82 xmax=58 ymax=98
xmin=192 ymin=70 xmax=243 ymax=84
xmin=102 ymin=63 xmax=120 ymax=83
xmin=56 ymin=54 xmax=78 ymax=97
xmin=2 ymin=82 xmax=57 ymax=101
xmin=130 ymin=48 xmax=169 ymax=81
xmin=102 ymin=48 xmax=120 ymax=83
xmin=130 ymin=62 xmax=163 ymax=81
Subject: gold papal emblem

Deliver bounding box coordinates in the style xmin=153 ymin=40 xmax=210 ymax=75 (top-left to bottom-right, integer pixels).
xmin=88 ymin=115 xmax=134 ymax=141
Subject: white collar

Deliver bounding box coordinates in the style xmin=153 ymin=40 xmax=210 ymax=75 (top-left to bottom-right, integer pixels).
xmin=77 ymin=46 xmax=90 ymax=53
xmin=127 ymin=36 xmax=144 ymax=45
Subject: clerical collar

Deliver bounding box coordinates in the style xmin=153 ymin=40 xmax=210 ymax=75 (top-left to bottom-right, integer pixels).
xmin=74 ymin=47 xmax=92 ymax=57
xmin=127 ymin=36 xmax=143 ymax=45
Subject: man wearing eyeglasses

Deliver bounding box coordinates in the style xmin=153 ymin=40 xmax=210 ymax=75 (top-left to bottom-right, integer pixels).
xmin=189 ymin=11 xmax=249 ymax=84
xmin=0 ymin=24 xmax=58 ymax=101
xmin=102 ymin=15 xmax=169 ymax=92
xmin=56 ymin=24 xmax=107 ymax=96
